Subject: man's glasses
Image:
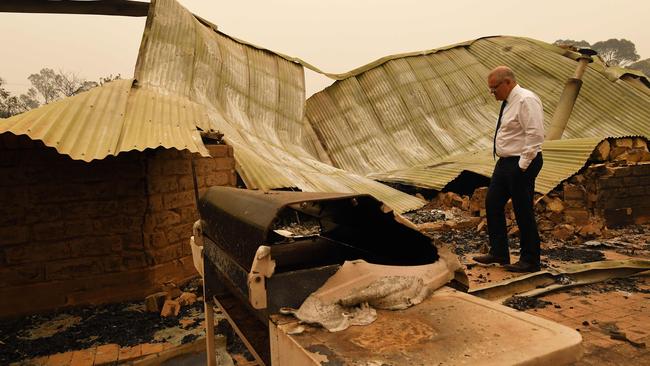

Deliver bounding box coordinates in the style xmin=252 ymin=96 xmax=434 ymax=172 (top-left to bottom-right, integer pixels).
xmin=489 ymin=80 xmax=505 ymax=94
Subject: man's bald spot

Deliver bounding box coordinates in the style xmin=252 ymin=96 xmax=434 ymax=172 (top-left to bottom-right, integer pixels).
xmin=489 ymin=66 xmax=516 ymax=83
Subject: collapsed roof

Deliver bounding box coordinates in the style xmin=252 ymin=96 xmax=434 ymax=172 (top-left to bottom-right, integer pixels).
xmin=1 ymin=0 xmax=649 ymax=213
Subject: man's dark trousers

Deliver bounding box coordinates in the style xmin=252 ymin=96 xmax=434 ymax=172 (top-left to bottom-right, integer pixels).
xmin=486 ymin=153 xmax=543 ymax=264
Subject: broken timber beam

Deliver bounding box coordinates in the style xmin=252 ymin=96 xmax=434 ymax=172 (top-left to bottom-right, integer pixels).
xmin=0 ymin=0 xmax=149 ymax=17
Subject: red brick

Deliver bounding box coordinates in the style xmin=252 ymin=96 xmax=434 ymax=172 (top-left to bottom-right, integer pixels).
xmin=207 ymin=144 xmax=231 ymax=158
xmin=124 ymin=252 xmax=147 ymax=269
xmin=5 ymin=242 xmax=70 ymax=264
xmin=163 ymin=191 xmax=195 ymax=209
xmin=147 ymin=157 xmax=165 ymax=176
xmin=639 ymin=176 xmax=650 ymax=186
xmin=177 ymin=206 xmax=199 ymax=223
xmin=46 ymin=351 xmax=74 ymax=366
xmin=114 ymin=180 xmax=145 ymax=197
xmin=141 ymin=343 xmax=164 ymax=356
xmin=93 ymin=343 xmax=119 ymax=365
xmin=628 ymin=186 xmax=646 ymax=197
xmin=64 ymin=220 xmax=96 ymax=238
xmin=69 ymin=235 xmax=122 ymax=258
xmin=564 ymin=208 xmax=590 ymax=225
xmin=633 ymin=206 xmax=650 ymax=224
xmin=0 ymin=225 xmax=30 ymax=246
xmin=0 ymin=186 xmax=27 ymax=204
xmin=25 ymin=204 xmax=63 ymax=224
xmin=0 ymin=149 xmax=22 ymax=166
xmin=121 ymin=233 xmax=144 ymax=250
xmin=147 ymin=194 xmax=164 ymax=212
xmin=102 ymin=256 xmax=124 ymax=273
xmin=212 ymin=157 xmax=235 ymax=171
xmin=205 ymin=171 xmax=231 ymax=187
xmin=162 ymin=159 xmax=192 ymax=176
xmin=144 ymin=232 xmax=169 ymax=249
xmin=93 ymin=216 xmax=142 ymax=235
xmin=603 ymin=196 xmax=639 ymax=209
xmin=178 ymin=175 xmax=195 ymax=191
xmin=121 ymin=198 xmax=147 ymax=216
xmin=598 ymin=177 xmax=624 ymax=189
xmin=154 ymin=148 xmax=183 ymax=160
xmin=563 ymin=184 xmax=585 ymax=200
xmin=0 ymin=204 xmax=26 ymax=226
xmin=631 ymin=163 xmax=650 ymax=176
xmin=604 ymin=208 xmax=634 ymax=227
xmin=610 ymin=166 xmax=633 ymax=177
xmin=181 ymin=241 xmax=193 ymax=257
xmin=0 ymin=263 xmax=44 ymax=287
xmin=148 ymin=176 xmax=179 ymax=194
xmin=60 ymin=201 xmax=117 ymax=220
xmin=45 ymin=258 xmax=104 ymax=280
xmin=29 ymin=183 xmax=92 ymax=204
xmin=117 ymin=345 xmax=142 ymax=362
xmin=0 ymin=166 xmax=29 ymax=185
xmin=193 ymin=159 xmax=214 ymax=175
xmin=33 ymin=221 xmax=67 ymax=241
xmin=623 ymin=176 xmax=640 ymax=186
xmin=149 ymin=243 xmax=184 ymax=264
xmin=149 ymin=210 xmax=181 ymax=229
xmin=166 ymin=223 xmax=193 ymax=243
xmin=69 ymin=347 xmax=95 ymax=366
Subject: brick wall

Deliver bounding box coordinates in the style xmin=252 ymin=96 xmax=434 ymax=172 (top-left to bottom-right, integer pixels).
xmin=562 ymin=162 xmax=650 ymax=228
xmin=0 ymin=133 xmax=235 ymax=317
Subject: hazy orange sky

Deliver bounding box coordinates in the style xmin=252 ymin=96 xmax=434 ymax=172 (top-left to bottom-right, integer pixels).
xmin=1 ymin=0 xmax=648 ymax=97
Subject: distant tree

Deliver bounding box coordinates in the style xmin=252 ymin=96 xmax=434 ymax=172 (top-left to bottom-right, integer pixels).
xmin=591 ymin=38 xmax=640 ymax=67
xmin=27 ymin=68 xmax=64 ymax=103
xmin=553 ymin=39 xmax=591 ymax=48
xmin=26 ymin=68 xmax=121 ymax=104
xmin=1 ymin=70 xmax=119 ymax=117
xmin=99 ymin=74 xmax=122 ymax=86
xmin=629 ymin=58 xmax=650 ymax=77
xmin=0 ymin=78 xmax=40 ymax=118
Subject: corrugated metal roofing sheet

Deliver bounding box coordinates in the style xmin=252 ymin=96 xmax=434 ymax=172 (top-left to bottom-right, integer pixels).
xmin=0 ymin=78 xmax=210 ymax=160
xmin=368 ymin=137 xmax=605 ymax=194
xmin=305 ymin=36 xmax=650 ymax=194
xmin=131 ymin=0 xmax=424 ymax=213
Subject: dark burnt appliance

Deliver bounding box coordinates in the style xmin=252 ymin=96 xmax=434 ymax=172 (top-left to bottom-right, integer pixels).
xmin=198 ymin=186 xmax=439 ymax=364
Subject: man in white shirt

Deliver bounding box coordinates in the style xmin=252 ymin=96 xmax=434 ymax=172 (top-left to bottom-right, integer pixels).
xmin=473 ymin=66 xmax=544 ymax=272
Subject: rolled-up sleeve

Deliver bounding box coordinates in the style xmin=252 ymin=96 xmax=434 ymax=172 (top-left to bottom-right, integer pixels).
xmin=518 ymin=96 xmax=545 ymax=170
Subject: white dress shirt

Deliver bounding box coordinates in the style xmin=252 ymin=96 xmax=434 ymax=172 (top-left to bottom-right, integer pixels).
xmin=495 ymin=84 xmax=545 ymax=170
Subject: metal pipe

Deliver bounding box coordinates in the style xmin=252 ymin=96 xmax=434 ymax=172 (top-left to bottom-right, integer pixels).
xmin=546 ymin=49 xmax=597 ymax=141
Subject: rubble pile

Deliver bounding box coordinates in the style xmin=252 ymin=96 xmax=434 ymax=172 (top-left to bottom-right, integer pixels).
xmin=412 ymin=137 xmax=650 ymax=246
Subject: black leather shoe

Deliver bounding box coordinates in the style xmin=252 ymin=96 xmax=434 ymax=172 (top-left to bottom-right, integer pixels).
xmin=473 ymin=254 xmax=510 ymax=265
xmin=504 ymin=261 xmax=541 ymax=273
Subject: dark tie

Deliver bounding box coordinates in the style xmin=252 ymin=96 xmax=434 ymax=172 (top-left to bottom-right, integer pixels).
xmin=493 ymin=101 xmax=507 ymax=160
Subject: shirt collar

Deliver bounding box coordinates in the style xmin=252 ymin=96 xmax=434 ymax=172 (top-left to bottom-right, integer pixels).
xmin=505 ymin=84 xmax=522 ymax=104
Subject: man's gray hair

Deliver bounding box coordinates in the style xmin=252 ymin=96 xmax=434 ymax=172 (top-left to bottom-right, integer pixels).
xmin=491 ymin=66 xmax=517 ymax=83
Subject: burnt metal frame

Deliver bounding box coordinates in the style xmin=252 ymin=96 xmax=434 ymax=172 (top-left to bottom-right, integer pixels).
xmin=0 ymin=0 xmax=149 ymax=17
